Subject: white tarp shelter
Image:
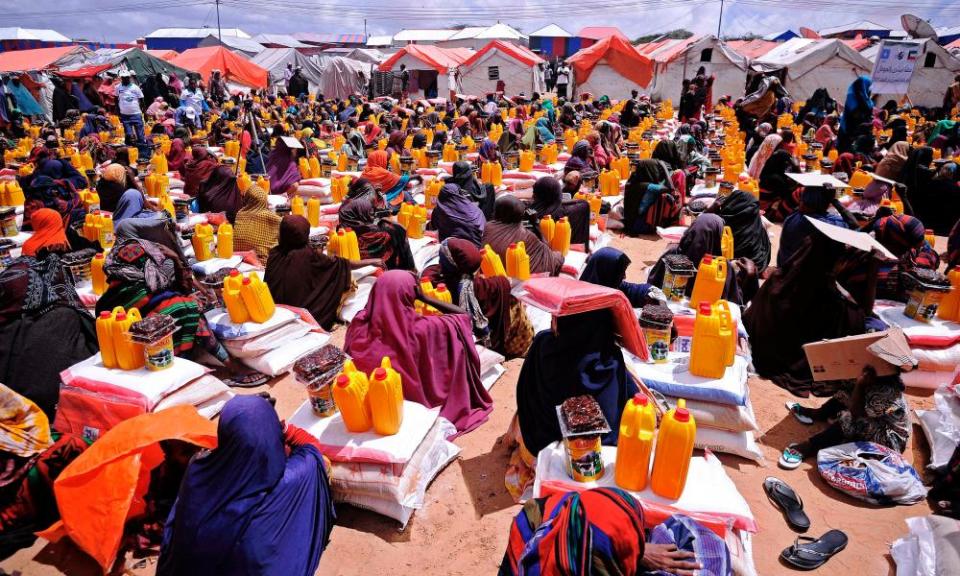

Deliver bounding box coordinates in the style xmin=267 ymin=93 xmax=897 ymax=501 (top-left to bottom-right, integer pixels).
xmin=316 ymin=56 xmax=372 ymax=100
xmin=459 ymin=40 xmax=545 ymax=97
xmin=639 ymin=35 xmax=748 ymax=105
xmin=251 ymin=48 xmax=325 ymax=93
xmin=751 ymin=38 xmax=873 ymax=101
xmin=378 ymin=45 xmax=474 ymax=99
xmin=862 ymin=39 xmax=960 ymax=108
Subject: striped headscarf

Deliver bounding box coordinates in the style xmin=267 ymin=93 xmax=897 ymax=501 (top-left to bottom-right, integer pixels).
xmin=0 ymin=383 xmax=53 ymax=457
xmin=873 ymin=214 xmax=925 ymax=258
xmin=501 ymin=488 xmax=645 ymax=576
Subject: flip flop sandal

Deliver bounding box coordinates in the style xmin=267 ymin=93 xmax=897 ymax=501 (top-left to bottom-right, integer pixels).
xmin=785 ymin=402 xmax=813 ymax=425
xmin=780 ymin=530 xmax=848 ymax=570
xmin=223 ymin=371 xmax=270 ymax=388
xmin=779 ymin=445 xmax=803 ymax=470
xmin=764 ymin=477 xmax=811 ymax=532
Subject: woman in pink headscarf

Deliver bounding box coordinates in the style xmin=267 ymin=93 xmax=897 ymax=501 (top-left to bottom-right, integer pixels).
xmin=344 ymin=270 xmax=492 ymax=436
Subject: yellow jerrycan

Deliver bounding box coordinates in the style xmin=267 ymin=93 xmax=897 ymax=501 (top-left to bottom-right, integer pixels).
xmin=240 ymin=274 xmax=276 ymax=323
xmin=614 ymin=394 xmax=656 ymax=491
xmin=650 ymin=398 xmax=697 ymax=499
xmin=689 ymin=255 xmax=726 ymax=309
xmin=96 ymin=308 xmax=119 ymax=368
xmin=368 ymin=357 xmax=404 ymax=435
xmin=721 ymin=226 xmax=734 ymax=261
xmin=333 ymin=361 xmax=372 ymax=433
xmin=223 ymin=270 xmax=250 ymax=324
xmin=689 ymin=302 xmax=730 ymax=379
xmin=217 ymin=223 xmax=234 ymax=259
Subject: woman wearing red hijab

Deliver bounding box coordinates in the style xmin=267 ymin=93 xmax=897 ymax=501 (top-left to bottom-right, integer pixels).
xmin=21 ymin=209 xmax=69 ymax=257
xmin=360 ymin=150 xmax=412 ymax=209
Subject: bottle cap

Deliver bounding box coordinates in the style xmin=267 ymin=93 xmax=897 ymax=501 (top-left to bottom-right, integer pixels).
xmin=94 ymin=252 xmax=104 ymax=260
xmin=926 ymin=229 xmax=934 ymax=234
xmin=508 ymin=242 xmax=517 ymax=249
xmin=674 ymin=406 xmax=690 ymax=422
xmin=230 ymin=269 xmax=240 ymax=277
xmin=242 ymin=277 xmax=251 ymax=285
xmin=702 ymin=254 xmax=713 ymax=264
xmin=99 ymin=311 xmax=111 ymax=319
xmin=373 ymin=367 xmax=387 ymax=380
xmin=631 ymin=393 xmax=648 ymax=406
xmin=437 ymin=284 xmax=447 ymax=292
xmin=116 ymin=312 xmax=126 ymax=320
xmin=698 ymin=302 xmax=712 ymax=315
xmin=336 ymin=374 xmax=350 ymax=388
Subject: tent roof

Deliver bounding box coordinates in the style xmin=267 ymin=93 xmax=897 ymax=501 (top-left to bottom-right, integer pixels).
xmin=250 ymin=48 xmax=325 ymax=86
xmin=346 ymin=48 xmax=386 ymax=63
xmin=476 ymin=23 xmax=526 ymax=40
xmin=147 ymin=27 xmax=249 ymax=39
xmin=567 ymin=35 xmax=652 ymax=88
xmin=57 ymin=47 xmax=193 ymax=80
xmin=949 ymin=38 xmax=960 ymax=51
xmin=252 ymin=34 xmax=308 ymax=48
xmin=366 ymin=36 xmax=394 ymax=47
xmin=0 ymin=27 xmax=70 ymax=42
xmin=462 ymin=40 xmax=543 ymax=68
xmin=199 ymin=35 xmax=265 ymax=55
xmin=753 ymin=38 xmax=872 ymax=79
xmin=578 ymin=27 xmax=628 ymax=41
xmin=379 ymin=44 xmax=473 ymax=73
xmin=293 ymin=33 xmax=366 ymax=45
xmin=529 ymin=24 xmax=573 ymax=38
xmin=393 ymin=29 xmax=456 ymax=43
xmin=447 ymin=27 xmax=488 ymax=41
xmin=819 ymin=20 xmax=889 ymax=37
xmin=863 ymin=38 xmax=960 ymax=72
xmin=637 ymin=35 xmax=748 ymax=69
xmin=0 ymin=45 xmax=84 ymax=73
xmin=57 ymin=64 xmax=112 ymax=78
xmin=316 ymin=56 xmax=371 ymax=100
xmin=727 ymin=39 xmax=780 ymax=59
xmin=764 ymin=30 xmax=798 ymax=41
xmin=842 ymin=38 xmax=873 ymax=51
xmin=145 ymin=49 xmax=178 ymax=62
xmin=171 ymin=46 xmax=268 ymax=88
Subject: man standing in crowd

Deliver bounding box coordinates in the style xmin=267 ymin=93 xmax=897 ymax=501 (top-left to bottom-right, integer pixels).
xmin=555 ymin=63 xmax=570 ymax=99
xmin=115 ymin=70 xmax=145 ymax=153
xmin=180 ymin=76 xmax=206 ymax=119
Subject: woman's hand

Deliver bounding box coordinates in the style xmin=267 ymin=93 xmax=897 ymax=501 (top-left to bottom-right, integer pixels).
xmin=640 ymin=544 xmax=700 ymax=576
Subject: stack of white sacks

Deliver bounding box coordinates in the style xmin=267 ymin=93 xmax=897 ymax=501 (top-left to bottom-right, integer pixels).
xmin=876 ymin=301 xmax=960 ymax=390
xmin=915 ymin=383 xmax=960 ymax=471
xmin=289 ymin=400 xmax=460 ymax=526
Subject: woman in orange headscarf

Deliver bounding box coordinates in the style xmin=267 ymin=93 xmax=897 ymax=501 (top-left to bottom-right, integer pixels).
xmin=360 ymin=150 xmax=412 ymax=210
xmin=21 ymin=209 xmax=69 ymax=257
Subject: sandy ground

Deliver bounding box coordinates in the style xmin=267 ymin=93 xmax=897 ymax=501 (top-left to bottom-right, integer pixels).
xmin=1 ymin=230 xmax=944 ymax=576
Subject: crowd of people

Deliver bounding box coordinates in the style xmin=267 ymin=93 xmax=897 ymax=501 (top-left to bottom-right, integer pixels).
xmin=1 ymin=56 xmax=960 ymax=574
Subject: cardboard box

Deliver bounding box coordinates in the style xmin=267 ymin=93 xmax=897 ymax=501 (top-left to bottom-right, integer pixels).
xmin=803 ymin=328 xmax=916 ymax=381
xmin=805 ymin=216 xmax=897 ymax=261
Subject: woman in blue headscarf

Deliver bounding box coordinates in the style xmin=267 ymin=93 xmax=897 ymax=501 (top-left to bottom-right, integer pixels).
xmin=581 ymin=247 xmax=657 ymax=307
xmin=158 ymin=395 xmax=335 ymax=576
xmin=837 ymin=76 xmax=874 ymax=153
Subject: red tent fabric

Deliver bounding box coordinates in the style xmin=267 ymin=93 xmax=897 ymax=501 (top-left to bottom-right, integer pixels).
xmin=146 ymin=49 xmax=178 ymax=62
xmin=726 ymin=39 xmax=780 ymax=59
xmin=567 ymin=35 xmax=653 ymax=88
xmin=462 ymin=40 xmax=544 ymax=68
xmin=379 ymin=45 xmax=472 ymax=73
xmin=171 ymin=46 xmax=268 ymax=88
xmin=57 ymin=64 xmax=112 ymax=78
xmin=949 ymin=38 xmax=960 ymax=52
xmin=578 ymin=27 xmax=629 ymax=41
xmin=0 ymin=46 xmax=82 ymax=73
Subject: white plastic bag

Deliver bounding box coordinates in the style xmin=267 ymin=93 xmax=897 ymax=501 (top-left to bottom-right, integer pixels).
xmin=818 ymin=441 xmax=927 ymax=505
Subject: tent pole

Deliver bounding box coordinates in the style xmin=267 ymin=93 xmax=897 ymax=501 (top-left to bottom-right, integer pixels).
xmin=216 ymin=0 xmax=222 ymax=42
xmin=717 ymin=0 xmax=724 ymax=39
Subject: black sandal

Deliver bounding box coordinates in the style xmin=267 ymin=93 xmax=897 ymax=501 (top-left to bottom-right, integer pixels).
xmin=223 ymin=370 xmax=270 ymax=388
xmin=780 ymin=530 xmax=848 ymax=570
xmin=764 ymin=477 xmax=810 ymax=532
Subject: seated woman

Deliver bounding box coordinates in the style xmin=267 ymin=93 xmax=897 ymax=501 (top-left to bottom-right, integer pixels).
xmin=706 ymin=188 xmax=772 ymax=272
xmin=749 ymin=134 xmax=801 ymax=222
xmin=421 ymin=238 xmax=533 ymax=358
xmin=112 ymin=189 xmax=186 ymax=259
xmin=338 ymin=180 xmax=416 ymax=271
xmin=95 ymin=239 xmax=231 ymax=366
xmin=614 ymin=158 xmax=681 ymax=235
xmin=265 ymin=128 xmax=301 ymax=196
xmin=181 ymin=147 xmax=219 ymax=198
xmin=21 ymin=208 xmax=70 ymax=258
xmin=0 ymin=384 xmax=90 ymax=558
xmin=198 ymin=165 xmax=242 ymax=222
xmin=837 ymin=213 xmax=939 ymax=304
xmin=266 ymin=215 xmax=375 ymax=331
xmin=344 ymin=270 xmax=493 ymax=436
xmin=234 ymin=183 xmax=281 ymax=265
xmin=778 ymin=185 xmax=853 ymax=270
xmin=780 ymin=365 xmax=909 ymax=469
xmin=648 ymin=214 xmax=746 ymax=305
xmin=815 ymin=115 xmax=838 ymax=153
xmin=430 ymin=183 xmax=486 ymax=247
xmin=854 ymin=141 xmax=911 ymax=218
xmin=361 ymin=150 xmax=412 ymax=210
xmin=581 ymin=247 xmax=659 ymax=307
xmin=508 ymin=310 xmax=637 ymax=498
xmin=158 ymin=395 xmax=334 ymax=576
xmin=0 ymin=254 xmax=99 ymax=419
xmin=530 ymin=176 xmax=591 ymax=247
xmin=500 ymin=487 xmax=716 ymax=576
xmin=446 ymin=160 xmax=494 ymax=218
xmin=564 ymin=140 xmax=598 ymax=179
xmin=744 ymin=232 xmax=866 ymax=397
xmin=96 ymin=163 xmax=138 ymax=213
xmin=165 ymin=137 xmax=189 ymax=173
xmin=19 ymin=147 xmax=87 ymax=230
xmin=482 ymin=195 xmax=563 ymax=276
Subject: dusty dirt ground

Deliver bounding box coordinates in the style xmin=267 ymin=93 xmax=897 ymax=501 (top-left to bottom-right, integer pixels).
xmin=0 ymin=229 xmax=944 ymax=576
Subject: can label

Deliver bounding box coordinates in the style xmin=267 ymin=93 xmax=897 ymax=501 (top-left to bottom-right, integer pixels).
xmin=643 ymin=326 xmax=671 ymax=363
xmin=565 ymin=436 xmax=604 ymax=482
xmin=309 ymin=383 xmax=338 ymax=417
xmin=662 ymin=272 xmax=690 ymax=302
xmin=905 ymin=288 xmax=945 ymax=322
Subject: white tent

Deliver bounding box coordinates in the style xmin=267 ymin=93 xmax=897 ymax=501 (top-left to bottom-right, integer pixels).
xmin=751 ymin=38 xmax=873 ymax=101
xmin=861 ymin=39 xmax=960 ymax=108
xmin=639 ymin=35 xmax=749 ymax=105
xmin=250 ymin=48 xmax=325 ymax=93
xmin=345 ymin=48 xmax=386 ymax=64
xmin=459 ymin=41 xmax=545 ymax=97
xmin=315 ymin=56 xmax=371 ymax=100
xmin=438 ymin=24 xmax=527 ymax=51
xmin=378 ymin=45 xmax=474 ymax=99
